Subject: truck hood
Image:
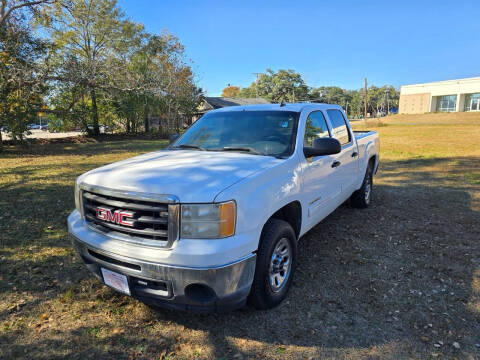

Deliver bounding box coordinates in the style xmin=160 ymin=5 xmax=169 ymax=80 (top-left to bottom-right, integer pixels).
xmin=80 ymin=149 xmax=280 ymax=203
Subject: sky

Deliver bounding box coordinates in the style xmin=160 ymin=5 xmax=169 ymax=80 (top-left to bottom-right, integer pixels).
xmin=118 ymin=0 xmax=480 ymax=96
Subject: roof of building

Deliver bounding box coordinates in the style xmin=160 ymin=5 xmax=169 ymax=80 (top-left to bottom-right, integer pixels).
xmin=203 ymin=97 xmax=270 ymax=108
xmin=400 ymin=76 xmax=480 ymax=96
xmin=401 ymin=76 xmax=480 ymax=89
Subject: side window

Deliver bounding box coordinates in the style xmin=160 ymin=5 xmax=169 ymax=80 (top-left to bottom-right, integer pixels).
xmin=303 ymin=111 xmax=330 ymax=147
xmin=327 ymin=109 xmax=351 ymax=146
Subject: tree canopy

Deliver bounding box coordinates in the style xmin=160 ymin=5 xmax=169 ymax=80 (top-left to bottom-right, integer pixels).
xmin=238 ymin=69 xmax=308 ymax=102
xmin=221 ymin=85 xmax=240 ymax=98
xmin=0 ymin=0 xmax=202 ymax=149
xmin=231 ymin=69 xmax=399 ymax=118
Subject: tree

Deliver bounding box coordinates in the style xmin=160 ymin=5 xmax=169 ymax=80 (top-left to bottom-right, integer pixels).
xmin=381 ymin=85 xmax=399 ymax=113
xmin=346 ymin=89 xmax=363 ymax=118
xmin=307 ymin=85 xmax=399 ymax=118
xmin=1 ymin=0 xmax=202 ymax=146
xmin=260 ymin=69 xmax=308 ymax=102
xmin=238 ymin=85 xmax=256 ymax=98
xmin=0 ymin=0 xmax=53 ymax=149
xmin=49 ymin=0 xmax=143 ymax=135
xmin=109 ymin=32 xmax=202 ymax=134
xmin=239 ymin=69 xmax=308 ymax=102
xmin=309 ymin=86 xmax=346 ymax=105
xmin=221 ymin=85 xmax=239 ymax=98
xmin=149 ymin=33 xmax=202 ymax=133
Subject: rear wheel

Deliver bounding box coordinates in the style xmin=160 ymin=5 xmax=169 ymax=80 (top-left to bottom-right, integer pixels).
xmin=248 ymin=219 xmax=297 ymax=310
xmin=351 ymin=162 xmax=374 ymax=208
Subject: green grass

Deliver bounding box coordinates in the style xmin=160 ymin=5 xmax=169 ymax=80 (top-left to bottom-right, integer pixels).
xmin=1 ymin=116 xmax=480 ymax=359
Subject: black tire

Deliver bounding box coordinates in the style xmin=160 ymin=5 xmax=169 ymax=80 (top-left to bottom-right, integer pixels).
xmin=248 ymin=218 xmax=297 ymax=310
xmin=351 ymin=161 xmax=374 ymax=208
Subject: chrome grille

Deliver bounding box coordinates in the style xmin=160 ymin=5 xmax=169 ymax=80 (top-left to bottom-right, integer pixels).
xmin=81 ymin=186 xmax=179 ymax=247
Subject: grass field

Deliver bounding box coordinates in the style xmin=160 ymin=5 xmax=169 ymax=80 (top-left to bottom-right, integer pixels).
xmin=1 ymin=112 xmax=480 ymax=359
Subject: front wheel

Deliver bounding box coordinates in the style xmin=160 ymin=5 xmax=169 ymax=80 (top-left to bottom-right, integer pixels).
xmin=350 ymin=162 xmax=374 ymax=208
xmin=248 ymin=219 xmax=297 ymax=310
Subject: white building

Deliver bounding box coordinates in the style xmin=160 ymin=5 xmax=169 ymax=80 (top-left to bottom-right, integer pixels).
xmin=399 ymin=76 xmax=480 ymax=114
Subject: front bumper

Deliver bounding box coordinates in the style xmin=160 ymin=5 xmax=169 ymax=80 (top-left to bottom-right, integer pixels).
xmin=71 ymin=235 xmax=256 ymax=311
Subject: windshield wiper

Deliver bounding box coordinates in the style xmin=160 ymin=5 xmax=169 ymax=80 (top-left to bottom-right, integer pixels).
xmin=171 ymin=144 xmax=206 ymax=151
xmin=212 ymin=146 xmax=262 ymax=155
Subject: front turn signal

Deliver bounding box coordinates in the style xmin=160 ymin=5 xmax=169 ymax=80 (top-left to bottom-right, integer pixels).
xmin=219 ymin=201 xmax=236 ymax=238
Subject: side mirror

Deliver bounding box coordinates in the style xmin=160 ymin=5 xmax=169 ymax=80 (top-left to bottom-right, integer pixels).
xmin=169 ymin=133 xmax=179 ymax=144
xmin=303 ymin=137 xmax=341 ymax=158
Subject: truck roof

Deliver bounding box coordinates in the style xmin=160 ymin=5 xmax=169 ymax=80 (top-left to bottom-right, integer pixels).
xmin=210 ymin=102 xmax=343 ymax=114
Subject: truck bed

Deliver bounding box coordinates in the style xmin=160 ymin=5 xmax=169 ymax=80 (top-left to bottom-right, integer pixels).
xmin=353 ymin=130 xmax=380 ymax=174
xmin=353 ymin=130 xmax=377 ymax=140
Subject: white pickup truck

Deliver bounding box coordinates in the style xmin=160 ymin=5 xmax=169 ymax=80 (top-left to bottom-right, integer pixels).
xmin=68 ymin=103 xmax=379 ymax=311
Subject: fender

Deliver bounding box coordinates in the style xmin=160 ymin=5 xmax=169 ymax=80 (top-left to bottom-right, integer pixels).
xmin=214 ymin=156 xmax=303 ymax=251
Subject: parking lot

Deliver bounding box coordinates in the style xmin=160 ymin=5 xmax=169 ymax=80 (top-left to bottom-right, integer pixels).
xmin=1 ymin=129 xmax=84 ymax=141
xmin=0 ymin=112 xmax=479 ymax=359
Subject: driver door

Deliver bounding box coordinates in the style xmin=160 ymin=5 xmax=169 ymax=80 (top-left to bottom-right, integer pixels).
xmin=301 ymin=111 xmax=341 ymax=228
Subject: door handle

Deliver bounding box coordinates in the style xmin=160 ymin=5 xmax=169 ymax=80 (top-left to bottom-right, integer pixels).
xmin=331 ymin=161 xmax=341 ymax=168
xmin=351 ymin=152 xmax=358 ymax=158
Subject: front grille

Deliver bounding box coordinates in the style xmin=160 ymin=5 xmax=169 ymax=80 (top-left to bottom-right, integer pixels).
xmin=82 ymin=189 xmax=177 ymax=246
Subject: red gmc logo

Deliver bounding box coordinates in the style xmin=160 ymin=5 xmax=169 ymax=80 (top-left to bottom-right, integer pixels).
xmin=96 ymin=207 xmax=134 ymax=227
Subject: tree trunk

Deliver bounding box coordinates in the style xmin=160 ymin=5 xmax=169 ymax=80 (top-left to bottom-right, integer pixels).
xmin=90 ymin=88 xmax=100 ymax=136
xmin=81 ymin=116 xmax=90 ymax=135
xmin=144 ymin=104 xmax=150 ymax=133
xmin=167 ymin=102 xmax=171 ymax=135
xmin=0 ymin=129 xmax=3 ymax=153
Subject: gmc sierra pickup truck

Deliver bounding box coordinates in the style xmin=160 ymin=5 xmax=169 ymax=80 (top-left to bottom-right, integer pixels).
xmin=68 ymin=103 xmax=379 ymax=311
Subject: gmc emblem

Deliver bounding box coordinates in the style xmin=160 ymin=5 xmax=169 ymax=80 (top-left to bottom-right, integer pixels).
xmin=96 ymin=207 xmax=134 ymax=227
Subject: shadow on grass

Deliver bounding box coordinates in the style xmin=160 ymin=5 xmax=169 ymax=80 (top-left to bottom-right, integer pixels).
xmin=0 ymin=138 xmax=168 ymax=157
xmin=0 ymin=324 xmax=179 ymax=359
xmin=1 ymin=156 xmax=479 ymax=358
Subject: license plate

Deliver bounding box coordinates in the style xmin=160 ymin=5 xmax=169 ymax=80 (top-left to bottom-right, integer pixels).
xmin=101 ymin=268 xmax=130 ymax=295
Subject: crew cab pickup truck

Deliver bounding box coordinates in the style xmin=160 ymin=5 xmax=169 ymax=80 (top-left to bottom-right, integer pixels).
xmin=68 ymin=103 xmax=379 ymax=311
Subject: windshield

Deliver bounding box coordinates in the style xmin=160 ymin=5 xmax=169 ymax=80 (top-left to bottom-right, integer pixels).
xmin=172 ymin=110 xmax=299 ymax=158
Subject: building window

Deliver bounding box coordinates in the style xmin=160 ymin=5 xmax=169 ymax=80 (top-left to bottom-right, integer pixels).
xmin=436 ymin=95 xmax=457 ymax=112
xmin=464 ymin=93 xmax=480 ymax=111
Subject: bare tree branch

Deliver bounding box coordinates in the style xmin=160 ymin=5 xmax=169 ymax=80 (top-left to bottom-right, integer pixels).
xmin=0 ymin=0 xmax=55 ymax=27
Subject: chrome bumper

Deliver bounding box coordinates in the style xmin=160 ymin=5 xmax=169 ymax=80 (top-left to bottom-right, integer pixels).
xmin=71 ymin=235 xmax=256 ymax=311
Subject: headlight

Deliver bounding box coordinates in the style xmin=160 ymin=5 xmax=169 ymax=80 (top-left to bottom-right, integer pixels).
xmin=180 ymin=201 xmax=236 ymax=239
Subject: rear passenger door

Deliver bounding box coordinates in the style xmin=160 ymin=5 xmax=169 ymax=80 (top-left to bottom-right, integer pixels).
xmin=326 ymin=109 xmax=358 ymax=195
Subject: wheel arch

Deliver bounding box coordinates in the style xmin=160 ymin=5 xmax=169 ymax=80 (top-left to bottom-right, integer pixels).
xmin=364 ymin=140 xmax=379 ymax=174
xmin=368 ymin=153 xmax=378 ymax=174
xmin=261 ymin=200 xmax=302 ymax=241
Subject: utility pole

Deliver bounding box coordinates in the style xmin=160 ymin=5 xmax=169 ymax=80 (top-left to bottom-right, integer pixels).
xmin=253 ymin=73 xmax=261 ymax=98
xmin=364 ymin=77 xmax=368 ymax=122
